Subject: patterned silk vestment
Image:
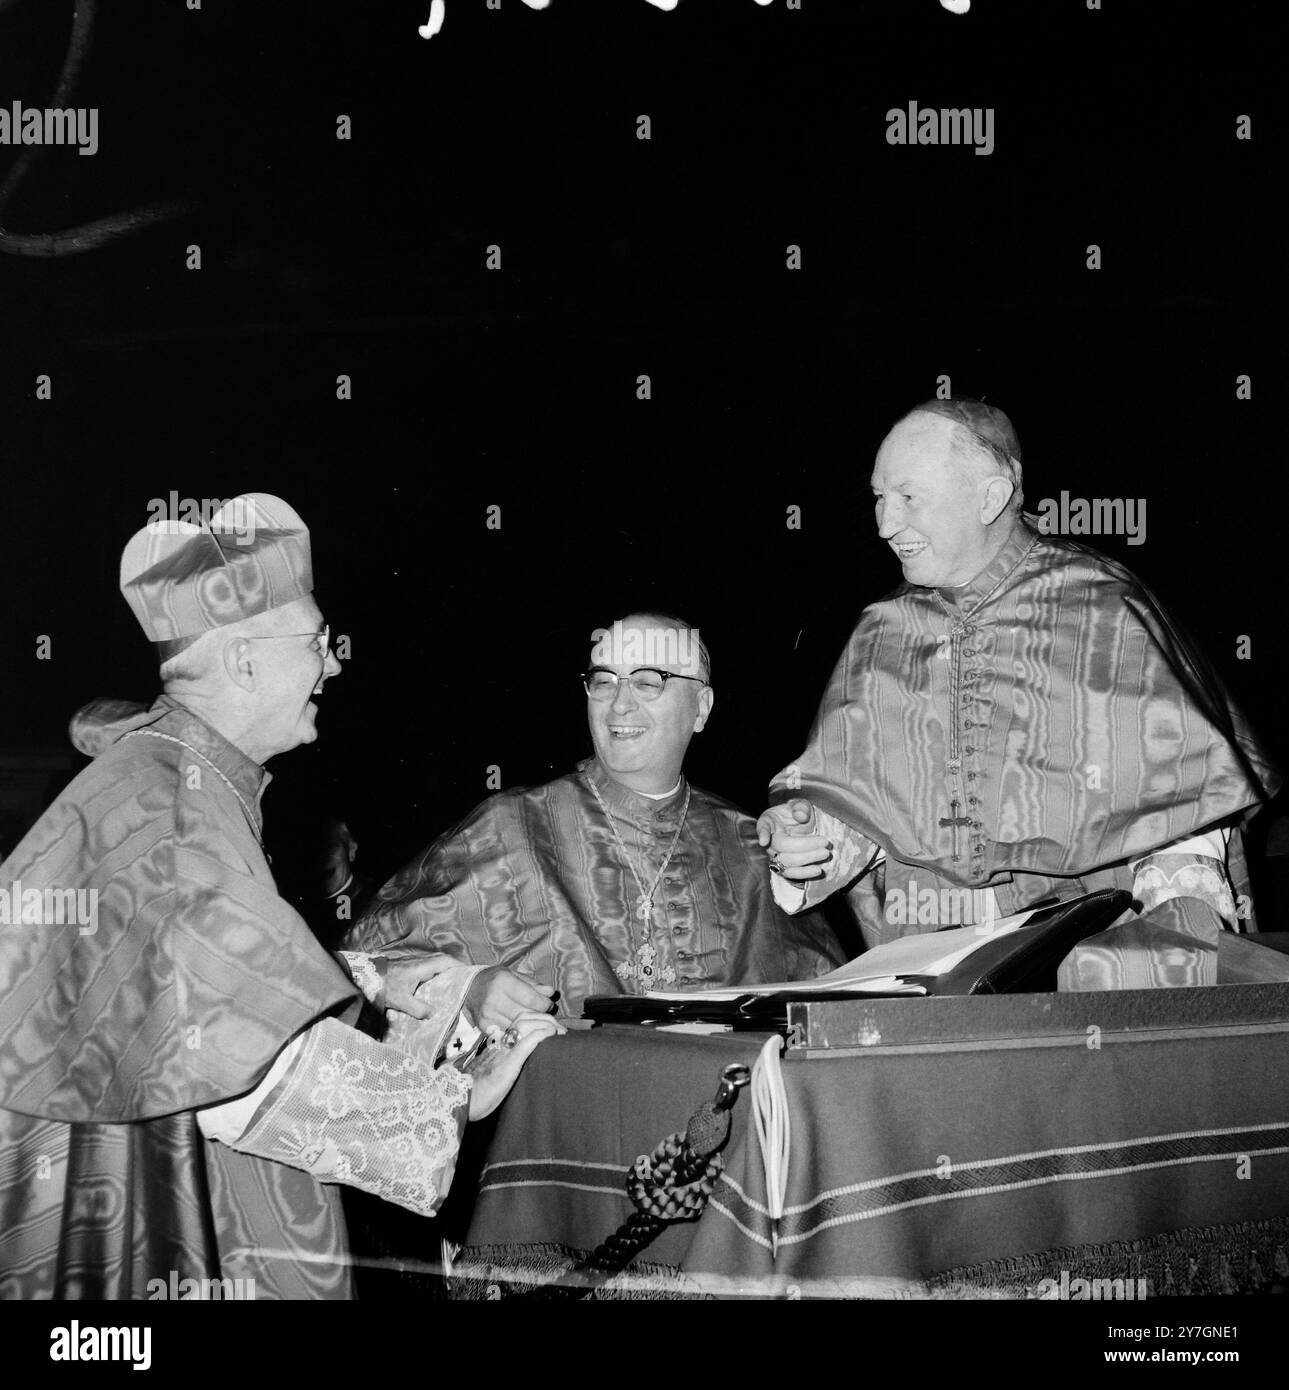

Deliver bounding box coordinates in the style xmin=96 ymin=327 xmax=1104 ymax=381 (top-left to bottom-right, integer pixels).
xmin=772 ymin=518 xmax=1279 ymax=946
xmin=0 ymin=697 xmax=469 ymax=1299
xmin=347 ymin=757 xmax=844 ymax=1016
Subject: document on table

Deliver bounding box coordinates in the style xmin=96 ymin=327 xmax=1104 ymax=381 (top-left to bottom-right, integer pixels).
xmin=644 ymin=908 xmax=1036 ymax=1002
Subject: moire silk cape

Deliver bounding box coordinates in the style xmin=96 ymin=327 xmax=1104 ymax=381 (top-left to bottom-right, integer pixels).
xmin=0 ymin=697 xmax=360 ymax=1298
xmin=348 ymin=757 xmax=843 ymax=1015
xmin=773 ymin=520 xmax=1278 ymax=921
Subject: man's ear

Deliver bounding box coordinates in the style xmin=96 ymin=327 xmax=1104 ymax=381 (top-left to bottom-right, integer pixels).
xmin=693 ymin=685 xmax=715 ymax=733
xmin=222 ymin=636 xmax=257 ymax=691
xmin=980 ymin=476 xmax=1015 ymax=525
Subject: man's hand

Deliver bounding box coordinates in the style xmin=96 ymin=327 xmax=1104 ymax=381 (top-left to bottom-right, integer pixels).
xmin=465 ymin=1011 xmax=566 ymax=1120
xmin=466 ymin=966 xmax=557 ymax=1033
xmin=379 ymin=953 xmax=460 ymax=1018
xmin=755 ymin=799 xmax=833 ymax=881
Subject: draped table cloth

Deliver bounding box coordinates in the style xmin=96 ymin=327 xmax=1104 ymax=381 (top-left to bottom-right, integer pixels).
xmin=457 ymin=992 xmax=1289 ymax=1298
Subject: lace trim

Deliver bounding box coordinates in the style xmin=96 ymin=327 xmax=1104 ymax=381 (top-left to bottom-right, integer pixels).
xmin=338 ymin=950 xmax=385 ymax=1007
xmin=1133 ymin=851 xmax=1236 ymax=925
xmin=239 ymin=1017 xmax=471 ymax=1217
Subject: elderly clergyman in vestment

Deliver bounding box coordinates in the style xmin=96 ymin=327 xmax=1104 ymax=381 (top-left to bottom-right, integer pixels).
xmin=347 ymin=614 xmax=843 ymax=1016
xmin=0 ymin=494 xmax=559 ymax=1300
xmin=759 ymin=400 xmax=1279 ymax=988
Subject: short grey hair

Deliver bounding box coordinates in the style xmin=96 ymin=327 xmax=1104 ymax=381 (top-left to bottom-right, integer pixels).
xmin=902 ymin=398 xmax=1025 ymax=514
xmin=159 ymin=629 xmax=222 ymax=685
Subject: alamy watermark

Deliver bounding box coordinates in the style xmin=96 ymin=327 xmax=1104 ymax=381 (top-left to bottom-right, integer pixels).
xmin=145 ymin=493 xmax=257 ymax=545
xmin=1036 ymin=1269 xmax=1148 ymax=1301
xmin=884 ymin=880 xmax=997 ymax=928
xmin=50 ymin=1323 xmax=150 ymax=1370
xmin=589 ymin=621 xmax=701 ymax=671
xmin=886 ymin=102 xmax=994 ymax=156
xmin=146 ymin=1271 xmax=257 ymax=1301
xmin=0 ymin=101 xmax=98 ymax=156
xmin=1034 ymin=492 xmax=1147 ymax=546
xmin=0 ymin=882 xmax=97 ymax=935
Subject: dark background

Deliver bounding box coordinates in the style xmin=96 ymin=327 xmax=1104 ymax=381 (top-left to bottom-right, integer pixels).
xmin=0 ymin=0 xmax=1281 ymax=894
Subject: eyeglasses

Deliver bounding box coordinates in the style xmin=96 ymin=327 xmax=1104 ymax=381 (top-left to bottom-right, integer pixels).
xmin=246 ymin=624 xmax=330 ymax=659
xmin=582 ymin=668 xmax=708 ymax=702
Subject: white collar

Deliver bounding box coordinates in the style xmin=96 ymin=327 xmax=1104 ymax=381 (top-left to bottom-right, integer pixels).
xmin=636 ymin=778 xmax=683 ymax=801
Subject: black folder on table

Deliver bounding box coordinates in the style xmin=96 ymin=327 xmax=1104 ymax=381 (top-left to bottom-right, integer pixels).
xmin=581 ymin=888 xmax=1133 ymax=1030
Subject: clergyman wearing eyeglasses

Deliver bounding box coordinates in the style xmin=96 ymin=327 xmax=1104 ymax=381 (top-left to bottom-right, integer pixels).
xmin=0 ymin=494 xmax=559 ymax=1300
xmin=346 ymin=612 xmax=844 ymax=1020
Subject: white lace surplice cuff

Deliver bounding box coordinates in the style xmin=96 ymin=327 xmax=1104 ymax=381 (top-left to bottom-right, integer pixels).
xmin=197 ymin=1017 xmax=471 ymax=1218
xmin=1128 ymin=826 xmax=1230 ymax=875
xmin=1130 ymin=826 xmax=1237 ymax=926
xmin=336 ymin=950 xmax=385 ymax=1007
xmin=770 ymin=808 xmax=880 ymax=914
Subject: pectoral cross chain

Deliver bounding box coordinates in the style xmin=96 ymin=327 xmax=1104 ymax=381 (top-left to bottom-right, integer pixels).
xmin=939 ymin=798 xmax=972 ymax=863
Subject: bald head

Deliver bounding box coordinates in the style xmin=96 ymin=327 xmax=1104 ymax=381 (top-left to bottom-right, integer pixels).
xmin=900 ymin=399 xmax=1024 ymax=514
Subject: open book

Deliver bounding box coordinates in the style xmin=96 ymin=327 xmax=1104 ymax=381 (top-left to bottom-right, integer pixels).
xmin=578 ymin=889 xmax=1134 ymax=1023
xmin=644 ymin=907 xmax=1038 ymax=1001
xmin=580 ymin=889 xmax=1134 ymax=1026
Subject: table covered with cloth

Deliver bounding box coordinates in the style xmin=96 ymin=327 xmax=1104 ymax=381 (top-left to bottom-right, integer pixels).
xmin=455 ymin=994 xmax=1289 ymax=1299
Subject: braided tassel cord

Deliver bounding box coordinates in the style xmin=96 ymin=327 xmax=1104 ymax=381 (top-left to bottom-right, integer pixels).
xmin=521 ymin=1062 xmax=750 ymax=1299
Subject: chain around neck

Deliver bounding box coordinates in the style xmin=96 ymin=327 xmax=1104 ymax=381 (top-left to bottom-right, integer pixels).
xmin=120 ymin=729 xmax=263 ymax=846
xmin=586 ymin=773 xmax=691 ymax=910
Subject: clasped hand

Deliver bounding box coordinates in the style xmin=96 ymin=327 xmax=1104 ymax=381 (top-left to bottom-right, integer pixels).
xmin=377 ymin=955 xmax=556 ymax=1026
xmin=374 ymin=955 xmax=563 ymax=1119
xmin=755 ymin=798 xmax=833 ymax=881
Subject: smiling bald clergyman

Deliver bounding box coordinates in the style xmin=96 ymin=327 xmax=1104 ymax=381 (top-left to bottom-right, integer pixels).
xmin=758 ymin=399 xmax=1279 ymax=989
